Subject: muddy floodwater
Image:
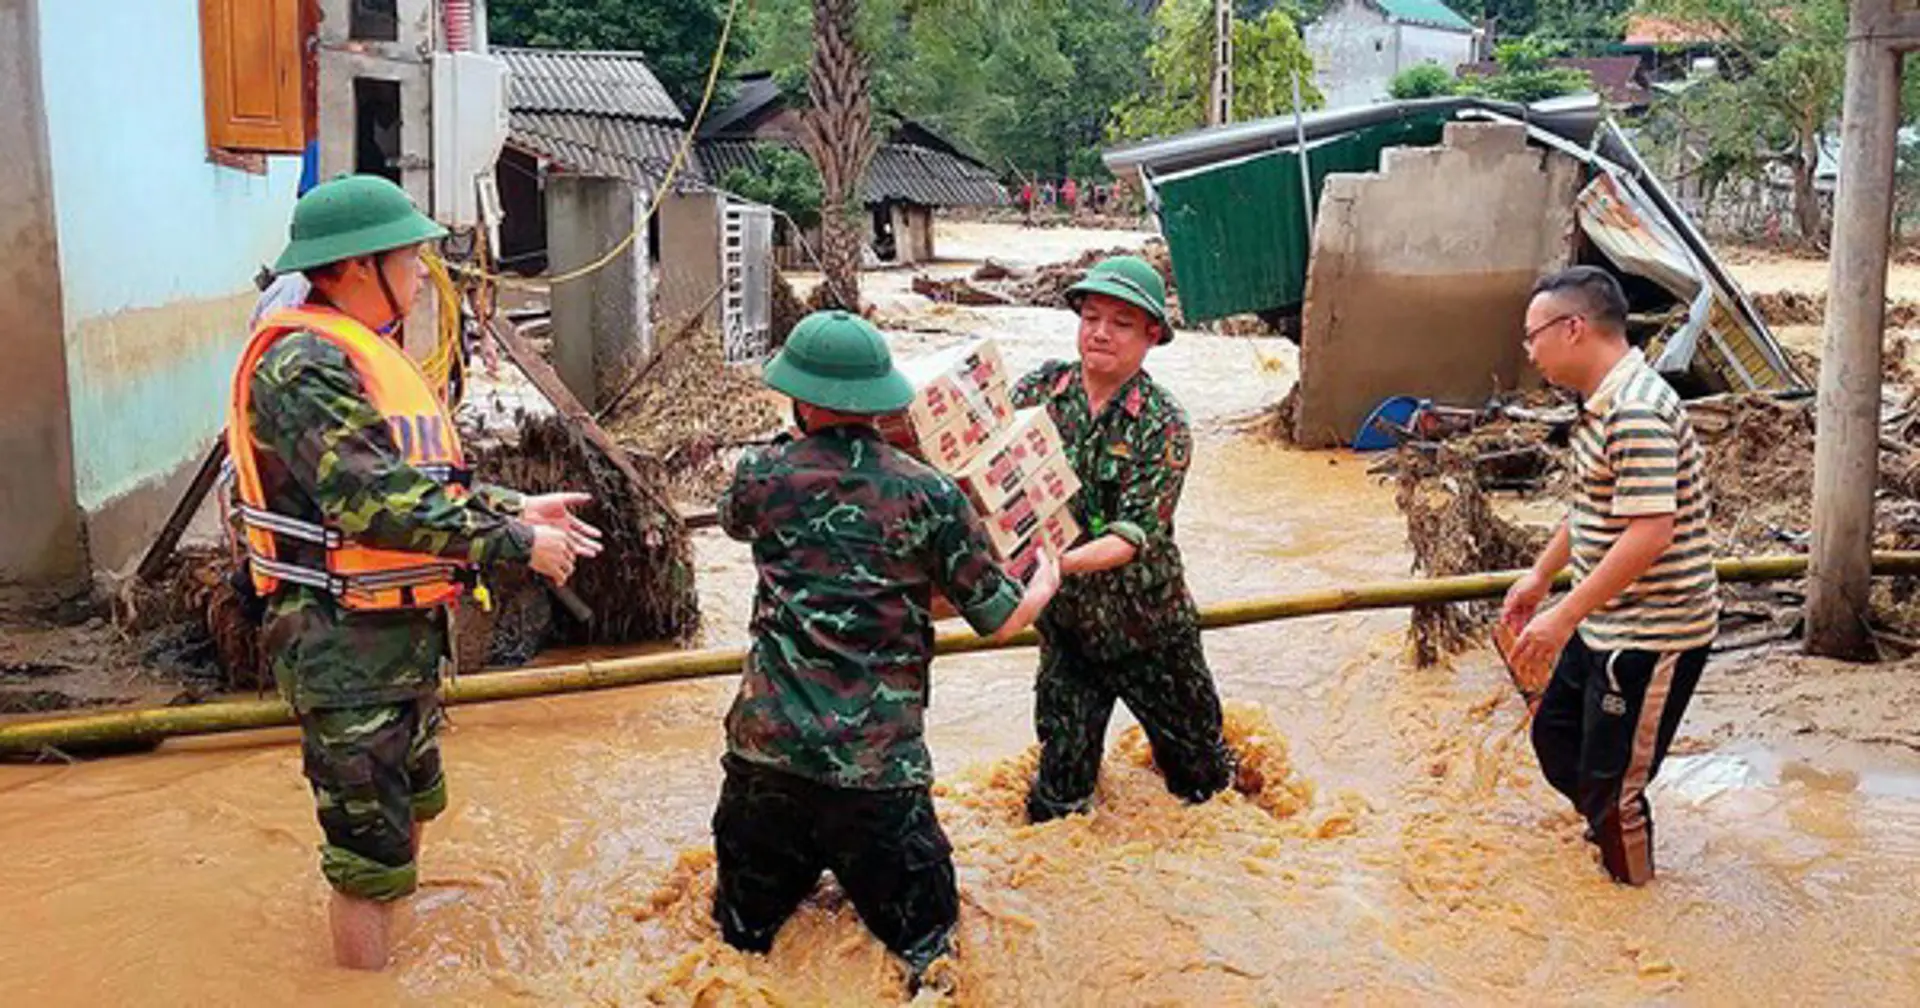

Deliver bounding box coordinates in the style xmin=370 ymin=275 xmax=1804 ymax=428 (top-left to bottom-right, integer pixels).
xmin=6 ymin=232 xmax=1920 ymax=1004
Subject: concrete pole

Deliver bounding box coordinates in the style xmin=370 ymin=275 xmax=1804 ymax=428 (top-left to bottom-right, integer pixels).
xmin=546 ymin=175 xmax=651 ymax=411
xmin=1808 ymin=0 xmax=1903 ymax=659
xmin=1209 ymin=0 xmax=1232 ymax=126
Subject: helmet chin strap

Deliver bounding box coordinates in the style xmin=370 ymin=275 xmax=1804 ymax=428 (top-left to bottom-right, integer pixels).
xmin=372 ymin=254 xmax=407 ymax=340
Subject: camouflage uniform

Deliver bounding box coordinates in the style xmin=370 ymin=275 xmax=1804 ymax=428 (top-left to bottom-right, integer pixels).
xmin=248 ymin=331 xmax=532 ymax=901
xmin=712 ymin=423 xmax=1022 ymax=974
xmin=1011 ymin=361 xmax=1233 ymax=822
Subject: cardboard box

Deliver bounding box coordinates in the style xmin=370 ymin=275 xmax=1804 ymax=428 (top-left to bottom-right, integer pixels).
xmin=931 ymin=505 xmax=1082 ymax=620
xmin=897 ymin=339 xmax=1014 ymax=452
xmin=980 ymin=490 xmax=1083 ymax=558
xmin=878 ymin=409 xmax=1001 ymax=473
xmin=1000 ymin=508 xmax=1083 ymax=583
xmin=952 ymin=408 xmax=1080 ymax=514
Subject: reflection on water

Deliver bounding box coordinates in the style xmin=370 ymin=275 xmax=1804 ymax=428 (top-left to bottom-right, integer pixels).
xmin=3 ymin=413 xmax=1920 ymax=1002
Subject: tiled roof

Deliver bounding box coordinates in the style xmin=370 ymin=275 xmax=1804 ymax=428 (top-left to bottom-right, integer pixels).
xmin=1376 ymin=0 xmax=1474 ymax=33
xmin=700 ymin=138 xmax=1006 ymax=208
xmin=507 ymin=111 xmax=694 ymax=189
xmin=497 ymin=47 xmax=683 ymax=124
xmin=1623 ymin=15 xmax=1726 ymax=46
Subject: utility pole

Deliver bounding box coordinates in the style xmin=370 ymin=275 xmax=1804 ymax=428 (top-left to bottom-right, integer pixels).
xmin=1209 ymin=0 xmax=1232 ymax=127
xmin=1809 ymin=0 xmax=1916 ymax=657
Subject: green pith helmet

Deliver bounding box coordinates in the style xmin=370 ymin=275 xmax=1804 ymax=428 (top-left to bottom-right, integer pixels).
xmin=272 ymin=174 xmax=448 ymax=274
xmin=763 ymin=311 xmax=914 ymax=414
xmin=1064 ymin=255 xmax=1174 ymax=345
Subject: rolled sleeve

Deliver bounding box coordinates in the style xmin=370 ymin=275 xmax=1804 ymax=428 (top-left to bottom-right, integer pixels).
xmin=929 ymin=482 xmax=1023 ymax=637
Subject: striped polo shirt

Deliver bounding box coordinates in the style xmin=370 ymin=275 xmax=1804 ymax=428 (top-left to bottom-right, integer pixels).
xmin=1567 ymin=349 xmax=1719 ymax=651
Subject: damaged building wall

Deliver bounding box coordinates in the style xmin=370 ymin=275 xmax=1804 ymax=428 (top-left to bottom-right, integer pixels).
xmin=548 ymin=175 xmax=653 ymax=410
xmin=1294 ymin=121 xmax=1580 ymax=448
xmin=35 ymin=0 xmax=303 ymax=574
xmin=657 ymin=190 xmax=726 ymax=331
xmin=316 ymin=0 xmax=436 ymax=209
xmin=0 ymin=0 xmax=85 ymax=587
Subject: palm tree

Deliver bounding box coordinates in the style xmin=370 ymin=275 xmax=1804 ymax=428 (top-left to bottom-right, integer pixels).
xmin=798 ymin=0 xmax=876 ymax=311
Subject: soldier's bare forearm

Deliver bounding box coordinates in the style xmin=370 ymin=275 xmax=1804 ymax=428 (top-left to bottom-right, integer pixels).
xmin=1061 ymin=534 xmax=1137 ymax=575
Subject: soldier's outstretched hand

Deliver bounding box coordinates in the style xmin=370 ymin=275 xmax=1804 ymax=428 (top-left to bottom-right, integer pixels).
xmin=523 ymin=492 xmax=604 ymax=559
xmin=530 ymin=525 xmax=579 ymax=584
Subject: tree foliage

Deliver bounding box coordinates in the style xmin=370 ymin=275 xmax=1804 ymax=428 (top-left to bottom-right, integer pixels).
xmin=1447 ymin=0 xmax=1633 ymax=49
xmin=720 ymin=146 xmax=825 ymax=229
xmin=744 ymin=0 xmax=1145 ymax=179
xmin=1458 ymin=37 xmax=1592 ymax=103
xmin=1637 ymin=0 xmax=1845 ymax=242
xmin=1107 ymin=0 xmax=1320 ymax=144
xmin=488 ymin=0 xmax=751 ymax=111
xmin=1389 ymin=63 xmax=1459 ymax=101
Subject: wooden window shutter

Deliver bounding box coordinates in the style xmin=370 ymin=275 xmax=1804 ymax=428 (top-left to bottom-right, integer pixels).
xmin=200 ymin=0 xmax=305 ymax=152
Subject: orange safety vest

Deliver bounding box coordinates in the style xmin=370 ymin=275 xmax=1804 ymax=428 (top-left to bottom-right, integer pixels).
xmin=226 ymin=306 xmax=471 ymax=611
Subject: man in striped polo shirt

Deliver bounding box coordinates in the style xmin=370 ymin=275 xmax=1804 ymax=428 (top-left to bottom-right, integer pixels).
xmin=1501 ymin=266 xmax=1719 ymax=886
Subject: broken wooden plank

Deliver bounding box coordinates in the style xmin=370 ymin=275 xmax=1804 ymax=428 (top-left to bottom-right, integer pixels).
xmin=136 ymin=440 xmax=228 ymax=583
xmin=487 ymin=316 xmax=688 ymax=535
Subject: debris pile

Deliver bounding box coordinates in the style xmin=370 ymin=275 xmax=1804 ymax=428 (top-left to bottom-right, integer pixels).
xmin=1392 ymin=445 xmax=1550 ymax=666
xmin=908 ymin=242 xmax=1183 ymax=319
xmin=470 ymin=414 xmax=701 ymax=652
xmin=601 ymin=326 xmax=787 ymax=506
xmin=1383 ymin=378 xmax=1920 ymax=662
xmin=770 ymin=269 xmax=806 ymax=348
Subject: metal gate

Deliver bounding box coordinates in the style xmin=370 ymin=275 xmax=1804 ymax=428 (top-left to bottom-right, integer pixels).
xmin=721 ymin=198 xmax=773 ymax=364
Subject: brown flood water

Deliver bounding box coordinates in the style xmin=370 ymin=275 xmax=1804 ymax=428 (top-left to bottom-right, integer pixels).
xmin=5 ymin=323 xmax=1920 ymax=1005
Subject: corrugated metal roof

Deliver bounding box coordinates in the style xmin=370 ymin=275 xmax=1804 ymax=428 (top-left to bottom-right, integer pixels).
xmin=699 ymin=73 xmax=784 ymax=137
xmin=508 ymin=111 xmax=694 ymax=190
xmin=700 ymin=139 xmax=1006 ymax=208
xmin=497 ymin=47 xmax=684 ymax=124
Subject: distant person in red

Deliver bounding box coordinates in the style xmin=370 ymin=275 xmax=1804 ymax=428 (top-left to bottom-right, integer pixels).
xmin=1062 ymin=178 xmax=1080 ymax=217
xmin=1021 ymin=181 xmax=1035 ymax=226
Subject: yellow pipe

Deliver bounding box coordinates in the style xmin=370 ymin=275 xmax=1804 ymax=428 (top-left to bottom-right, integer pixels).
xmin=5 ymin=551 xmax=1917 ymax=759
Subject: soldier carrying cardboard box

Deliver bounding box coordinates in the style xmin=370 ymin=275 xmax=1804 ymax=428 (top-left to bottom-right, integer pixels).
xmin=1010 ymin=255 xmax=1238 ymax=823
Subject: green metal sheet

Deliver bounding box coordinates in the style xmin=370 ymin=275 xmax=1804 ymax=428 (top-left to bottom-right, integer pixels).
xmin=1156 ymin=113 xmax=1449 ymax=323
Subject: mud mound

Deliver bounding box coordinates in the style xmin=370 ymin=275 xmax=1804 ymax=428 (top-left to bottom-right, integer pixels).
xmin=471 ymin=416 xmax=699 ymax=650
xmin=1689 ymin=395 xmax=1817 ymax=553
xmin=1751 ymin=290 xmax=1920 ymax=331
xmin=540 ymin=703 xmax=1361 ymax=1004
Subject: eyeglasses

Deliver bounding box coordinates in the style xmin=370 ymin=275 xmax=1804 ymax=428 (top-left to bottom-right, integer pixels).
xmin=1523 ymin=313 xmax=1580 ymax=347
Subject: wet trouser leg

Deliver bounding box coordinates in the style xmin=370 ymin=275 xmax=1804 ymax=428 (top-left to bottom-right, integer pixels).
xmin=822 ymin=782 xmax=959 ymax=977
xmin=300 ymin=696 xmax=447 ymax=903
xmin=712 ymin=756 xmax=958 ymax=977
xmin=1029 ymin=632 xmax=1233 ymax=822
xmin=1112 ymin=631 xmax=1233 ymax=803
xmin=1028 ymin=643 xmax=1118 ymax=822
xmin=711 ymin=756 xmax=824 ymax=953
xmin=1531 ymin=636 xmax=1709 ymax=885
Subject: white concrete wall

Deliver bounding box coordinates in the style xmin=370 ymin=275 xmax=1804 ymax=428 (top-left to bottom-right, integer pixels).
xmin=1307 ymin=2 xmax=1477 ymax=110
xmin=1305 ymin=1 xmax=1398 ymax=111
xmin=1398 ymin=23 xmax=1475 ymax=76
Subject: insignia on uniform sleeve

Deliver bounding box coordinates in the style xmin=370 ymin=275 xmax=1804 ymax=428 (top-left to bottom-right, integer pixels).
xmin=1164 ymin=436 xmax=1190 ymax=470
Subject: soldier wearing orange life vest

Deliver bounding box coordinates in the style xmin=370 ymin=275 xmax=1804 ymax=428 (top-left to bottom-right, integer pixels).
xmin=228 ymin=174 xmax=601 ymax=971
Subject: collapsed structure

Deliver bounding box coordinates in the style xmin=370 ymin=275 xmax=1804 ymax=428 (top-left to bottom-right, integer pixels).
xmin=1105 ymin=95 xmax=1806 ymax=448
